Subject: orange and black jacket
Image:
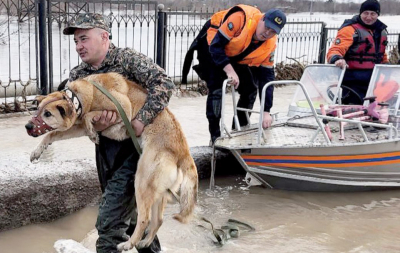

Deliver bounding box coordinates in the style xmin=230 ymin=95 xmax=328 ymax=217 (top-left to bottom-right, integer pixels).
xmin=207 ymin=4 xmax=276 ymax=112
xmin=327 ymin=15 xmax=388 ymax=69
xmin=207 ymin=4 xmax=277 ymax=69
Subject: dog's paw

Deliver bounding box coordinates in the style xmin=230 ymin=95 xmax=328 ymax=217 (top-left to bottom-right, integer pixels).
xmin=30 ymin=145 xmax=47 ymax=162
xmin=137 ymin=239 xmax=152 ymax=249
xmin=117 ymin=241 xmax=134 ymax=252
xmin=84 ymin=122 xmax=99 ymax=144
xmin=88 ymin=133 xmax=99 ymax=144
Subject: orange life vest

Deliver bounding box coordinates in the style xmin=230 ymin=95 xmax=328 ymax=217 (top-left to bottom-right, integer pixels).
xmin=206 ymin=4 xmax=277 ymax=67
xmin=345 ymin=23 xmax=388 ymax=69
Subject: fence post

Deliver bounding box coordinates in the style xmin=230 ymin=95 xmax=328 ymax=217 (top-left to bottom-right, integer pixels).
xmin=318 ymin=22 xmax=328 ymax=64
xmin=398 ymin=34 xmax=400 ymax=54
xmin=38 ymin=0 xmax=48 ymax=95
xmin=47 ymin=0 xmax=53 ymax=92
xmin=156 ymin=4 xmax=167 ymax=69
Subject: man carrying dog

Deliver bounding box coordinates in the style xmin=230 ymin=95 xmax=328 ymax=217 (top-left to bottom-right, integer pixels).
xmin=327 ymin=0 xmax=388 ymax=104
xmin=182 ymin=5 xmax=286 ymax=144
xmin=63 ymin=13 xmax=174 ymax=253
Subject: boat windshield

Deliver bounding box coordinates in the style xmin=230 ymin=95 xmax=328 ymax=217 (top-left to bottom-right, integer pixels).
xmin=364 ymin=64 xmax=400 ymax=117
xmin=288 ymin=64 xmax=345 ymax=117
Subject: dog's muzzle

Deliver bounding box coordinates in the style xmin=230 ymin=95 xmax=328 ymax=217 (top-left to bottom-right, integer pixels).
xmin=25 ymin=115 xmax=54 ymax=137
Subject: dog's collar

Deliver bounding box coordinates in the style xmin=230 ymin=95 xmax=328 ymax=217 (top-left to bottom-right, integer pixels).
xmin=62 ymin=88 xmax=82 ymax=118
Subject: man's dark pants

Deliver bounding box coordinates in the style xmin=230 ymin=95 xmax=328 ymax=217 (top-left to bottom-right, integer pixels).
xmin=206 ymin=63 xmax=258 ymax=143
xmin=95 ymin=135 xmax=161 ymax=253
xmin=341 ymin=69 xmax=373 ymax=105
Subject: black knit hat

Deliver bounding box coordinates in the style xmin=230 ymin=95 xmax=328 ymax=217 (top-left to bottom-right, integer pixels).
xmin=360 ymin=0 xmax=380 ymax=15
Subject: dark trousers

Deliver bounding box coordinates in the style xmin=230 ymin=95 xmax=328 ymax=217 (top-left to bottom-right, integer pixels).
xmin=206 ymin=63 xmax=258 ymax=143
xmin=341 ymin=69 xmax=373 ymax=105
xmin=95 ymin=135 xmax=161 ymax=253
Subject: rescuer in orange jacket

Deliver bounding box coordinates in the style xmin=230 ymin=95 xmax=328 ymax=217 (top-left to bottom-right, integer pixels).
xmin=327 ymin=0 xmax=388 ymax=104
xmin=182 ymin=5 xmax=286 ymax=144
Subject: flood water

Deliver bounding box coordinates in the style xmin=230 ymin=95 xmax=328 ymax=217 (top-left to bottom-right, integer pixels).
xmin=2 ymin=177 xmax=400 ymax=253
xmin=2 ymin=87 xmax=400 ymax=252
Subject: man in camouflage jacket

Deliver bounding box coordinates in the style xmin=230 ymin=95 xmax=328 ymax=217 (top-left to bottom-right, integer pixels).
xmin=63 ymin=13 xmax=175 ymax=253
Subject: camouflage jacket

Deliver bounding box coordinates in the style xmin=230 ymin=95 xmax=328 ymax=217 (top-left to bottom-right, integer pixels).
xmin=69 ymin=43 xmax=175 ymax=125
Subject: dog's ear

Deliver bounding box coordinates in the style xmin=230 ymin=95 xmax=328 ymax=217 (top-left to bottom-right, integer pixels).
xmin=33 ymin=95 xmax=46 ymax=106
xmin=57 ymin=78 xmax=69 ymax=91
xmin=56 ymin=104 xmax=73 ymax=117
xmin=56 ymin=105 xmax=66 ymax=117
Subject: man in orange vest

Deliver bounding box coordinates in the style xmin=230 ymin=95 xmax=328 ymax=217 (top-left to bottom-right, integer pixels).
xmin=327 ymin=0 xmax=388 ymax=104
xmin=182 ymin=5 xmax=286 ymax=144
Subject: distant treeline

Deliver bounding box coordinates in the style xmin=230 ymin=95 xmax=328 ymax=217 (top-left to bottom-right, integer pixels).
xmin=159 ymin=0 xmax=400 ymax=16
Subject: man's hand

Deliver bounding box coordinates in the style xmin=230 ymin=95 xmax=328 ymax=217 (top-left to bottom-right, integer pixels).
xmin=262 ymin=112 xmax=273 ymax=129
xmin=131 ymin=119 xmax=145 ymax=137
xmin=223 ymin=64 xmax=240 ymax=89
xmin=92 ymin=110 xmax=117 ymax=132
xmin=334 ymin=59 xmax=348 ymax=69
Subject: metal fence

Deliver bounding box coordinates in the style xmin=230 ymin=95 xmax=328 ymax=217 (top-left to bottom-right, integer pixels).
xmin=0 ymin=0 xmax=37 ymax=103
xmin=46 ymin=0 xmax=159 ymax=92
xmin=164 ymin=11 xmax=400 ymax=88
xmin=0 ymin=0 xmax=400 ymax=108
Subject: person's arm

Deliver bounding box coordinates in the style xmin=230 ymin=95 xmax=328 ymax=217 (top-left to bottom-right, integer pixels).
xmin=209 ymin=32 xmax=231 ymax=68
xmin=257 ymin=41 xmax=277 ymax=111
xmin=382 ymin=51 xmax=389 ymax=64
xmin=254 ymin=66 xmax=275 ymax=129
xmin=210 ymin=33 xmax=240 ymax=88
xmin=209 ymin=11 xmax=245 ymax=67
xmin=257 ymin=67 xmax=275 ymax=111
xmin=252 ymin=38 xmax=277 ymax=128
xmin=121 ymin=49 xmax=175 ymax=133
xmin=209 ymin=11 xmax=245 ymax=88
xmin=327 ymin=26 xmax=355 ymax=68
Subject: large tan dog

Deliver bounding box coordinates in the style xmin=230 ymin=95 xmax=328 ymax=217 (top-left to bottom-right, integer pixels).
xmin=25 ymin=72 xmax=198 ymax=251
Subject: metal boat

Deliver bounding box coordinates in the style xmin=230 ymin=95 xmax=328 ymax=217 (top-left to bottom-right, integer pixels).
xmin=211 ymin=64 xmax=400 ymax=191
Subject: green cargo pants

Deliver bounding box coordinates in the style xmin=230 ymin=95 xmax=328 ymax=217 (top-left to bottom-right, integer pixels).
xmin=95 ymin=135 xmax=161 ymax=253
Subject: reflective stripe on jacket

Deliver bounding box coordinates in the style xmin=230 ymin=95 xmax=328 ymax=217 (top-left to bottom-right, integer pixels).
xmin=206 ymin=4 xmax=277 ymax=67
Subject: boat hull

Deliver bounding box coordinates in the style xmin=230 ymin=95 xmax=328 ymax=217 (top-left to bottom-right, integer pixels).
xmin=229 ymin=141 xmax=400 ymax=192
xmin=213 ymin=65 xmax=400 ymax=192
xmin=249 ymin=171 xmax=399 ymax=192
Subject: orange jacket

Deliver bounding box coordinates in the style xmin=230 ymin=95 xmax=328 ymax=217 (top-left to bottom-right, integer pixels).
xmin=327 ymin=17 xmax=388 ymax=69
xmin=207 ymin=5 xmax=277 ymax=67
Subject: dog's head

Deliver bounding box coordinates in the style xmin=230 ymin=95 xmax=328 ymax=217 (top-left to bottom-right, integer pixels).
xmin=25 ymin=92 xmax=78 ymax=137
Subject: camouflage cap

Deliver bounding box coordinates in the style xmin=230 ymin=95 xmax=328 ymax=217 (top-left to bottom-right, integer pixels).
xmin=63 ymin=13 xmax=110 ymax=35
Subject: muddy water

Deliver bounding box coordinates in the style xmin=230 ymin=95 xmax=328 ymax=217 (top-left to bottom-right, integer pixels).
xmin=0 ymin=206 xmax=98 ymax=253
xmin=2 ymin=178 xmax=400 ymax=253
xmin=158 ymin=179 xmax=400 ymax=253
xmin=2 ymin=86 xmax=400 ymax=252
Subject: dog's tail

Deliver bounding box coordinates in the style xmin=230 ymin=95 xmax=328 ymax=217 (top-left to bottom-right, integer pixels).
xmin=173 ymin=157 xmax=198 ymax=223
